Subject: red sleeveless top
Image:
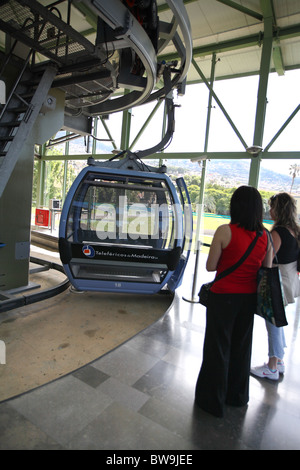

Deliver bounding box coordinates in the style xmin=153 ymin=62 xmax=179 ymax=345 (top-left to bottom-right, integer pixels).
xmin=211 ymin=224 xmax=268 ymax=294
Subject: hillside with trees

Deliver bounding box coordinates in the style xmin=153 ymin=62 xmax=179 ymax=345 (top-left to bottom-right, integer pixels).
xmin=33 ymin=146 xmax=297 ymax=222
xmin=172 ymin=176 xmax=274 ymax=219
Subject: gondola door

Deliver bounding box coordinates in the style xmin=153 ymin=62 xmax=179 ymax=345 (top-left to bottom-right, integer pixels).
xmin=59 ymin=166 xmax=191 ymax=294
xmin=167 ymin=177 xmax=193 ymax=292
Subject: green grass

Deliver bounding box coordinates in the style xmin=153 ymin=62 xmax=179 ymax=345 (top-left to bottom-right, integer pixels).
xmin=191 ymin=213 xmax=273 ymax=254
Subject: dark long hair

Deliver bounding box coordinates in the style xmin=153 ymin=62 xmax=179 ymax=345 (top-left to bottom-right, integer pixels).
xmin=230 ymin=185 xmax=264 ymax=232
xmin=269 ymin=192 xmax=300 ymax=237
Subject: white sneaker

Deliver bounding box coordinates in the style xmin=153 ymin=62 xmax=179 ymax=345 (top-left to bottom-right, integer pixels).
xmin=251 ymin=364 xmax=279 ymax=380
xmin=277 ymin=361 xmax=285 ymax=374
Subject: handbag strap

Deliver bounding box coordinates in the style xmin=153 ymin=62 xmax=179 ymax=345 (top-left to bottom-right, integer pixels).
xmin=214 ymin=230 xmax=262 ymax=282
xmin=266 ymin=229 xmax=279 ymax=265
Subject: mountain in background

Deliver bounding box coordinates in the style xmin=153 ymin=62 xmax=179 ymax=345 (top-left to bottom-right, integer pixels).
xmin=67 ymin=137 xmax=299 ymax=193
xmin=164 ymin=159 xmax=299 ymax=193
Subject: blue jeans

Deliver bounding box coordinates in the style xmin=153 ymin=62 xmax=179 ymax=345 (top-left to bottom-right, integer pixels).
xmin=266 ymin=321 xmax=286 ymax=359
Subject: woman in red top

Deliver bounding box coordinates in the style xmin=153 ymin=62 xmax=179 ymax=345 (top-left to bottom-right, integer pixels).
xmin=195 ymin=186 xmax=271 ymax=417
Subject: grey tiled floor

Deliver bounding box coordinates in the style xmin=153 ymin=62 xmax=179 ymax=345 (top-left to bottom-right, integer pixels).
xmin=1 ymin=254 xmax=300 ymax=450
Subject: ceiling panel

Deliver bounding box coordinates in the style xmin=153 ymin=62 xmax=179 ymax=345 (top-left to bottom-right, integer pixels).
xmin=163 ymin=0 xmax=300 ymax=84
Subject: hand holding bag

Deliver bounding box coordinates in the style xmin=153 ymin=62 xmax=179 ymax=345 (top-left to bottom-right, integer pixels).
xmin=256 ymin=233 xmax=287 ymax=327
xmin=199 ymin=231 xmax=261 ymax=307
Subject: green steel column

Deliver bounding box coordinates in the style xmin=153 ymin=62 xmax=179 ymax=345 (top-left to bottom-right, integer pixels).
xmin=121 ymin=91 xmax=132 ymax=150
xmin=0 ymin=140 xmax=36 ymax=289
xmin=34 ymin=158 xmax=42 ymax=208
xmin=187 ymin=53 xmax=217 ymax=302
xmin=0 ymin=88 xmax=65 ymax=291
xmin=62 ymin=160 xmax=68 ymax=204
xmin=91 ymin=117 xmax=98 ymax=155
xmin=36 ymin=145 xmax=47 ymax=208
xmin=159 ymin=99 xmax=168 ymax=166
xmin=199 ymin=53 xmax=217 ymax=217
xmin=249 ymin=0 xmax=274 ymax=187
xmin=62 ymin=133 xmax=70 ymax=204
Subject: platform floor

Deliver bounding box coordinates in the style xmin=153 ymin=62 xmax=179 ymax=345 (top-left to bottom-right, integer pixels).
xmin=1 ymin=252 xmax=300 ymax=450
xmin=0 ymin=247 xmax=172 ymax=403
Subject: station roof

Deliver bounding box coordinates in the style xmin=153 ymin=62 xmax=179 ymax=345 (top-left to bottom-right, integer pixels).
xmin=158 ymin=0 xmax=300 ymax=83
xmin=2 ymin=1 xmax=299 ymax=85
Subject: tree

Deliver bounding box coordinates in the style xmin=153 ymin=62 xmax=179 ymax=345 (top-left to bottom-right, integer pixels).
xmin=187 ymin=184 xmax=201 ymax=204
xmin=203 ymin=193 xmax=216 ymax=213
xmin=32 ymin=147 xmax=77 ymax=207
xmin=289 ymin=163 xmax=300 ymax=193
xmin=216 ymin=196 xmax=230 ymax=215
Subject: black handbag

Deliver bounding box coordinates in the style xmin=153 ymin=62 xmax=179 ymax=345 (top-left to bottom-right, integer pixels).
xmin=198 ymin=231 xmax=261 ymax=307
xmin=198 ymin=280 xmax=215 ymax=307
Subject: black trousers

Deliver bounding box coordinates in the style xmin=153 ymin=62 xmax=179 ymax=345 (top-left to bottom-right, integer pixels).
xmin=195 ymin=292 xmax=256 ymax=417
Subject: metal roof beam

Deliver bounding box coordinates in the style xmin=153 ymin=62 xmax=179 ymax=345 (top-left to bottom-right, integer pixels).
xmin=73 ymin=0 xmax=98 ymax=30
xmin=39 ymin=150 xmax=300 ymax=161
xmin=263 ymin=0 xmax=285 ymax=76
xmin=160 ymin=23 xmax=300 ymax=62
xmin=189 ymin=151 xmax=300 ymax=160
xmin=215 ymin=0 xmax=263 ymax=21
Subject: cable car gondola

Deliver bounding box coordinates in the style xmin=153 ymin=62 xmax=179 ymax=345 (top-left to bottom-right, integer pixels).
xmin=59 ymin=155 xmax=192 ymax=294
xmin=59 ymin=74 xmax=193 ymax=294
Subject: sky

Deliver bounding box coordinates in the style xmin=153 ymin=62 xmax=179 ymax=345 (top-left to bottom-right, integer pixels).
xmin=69 ymin=67 xmax=300 ymax=183
xmin=116 ymin=68 xmax=300 ymax=177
